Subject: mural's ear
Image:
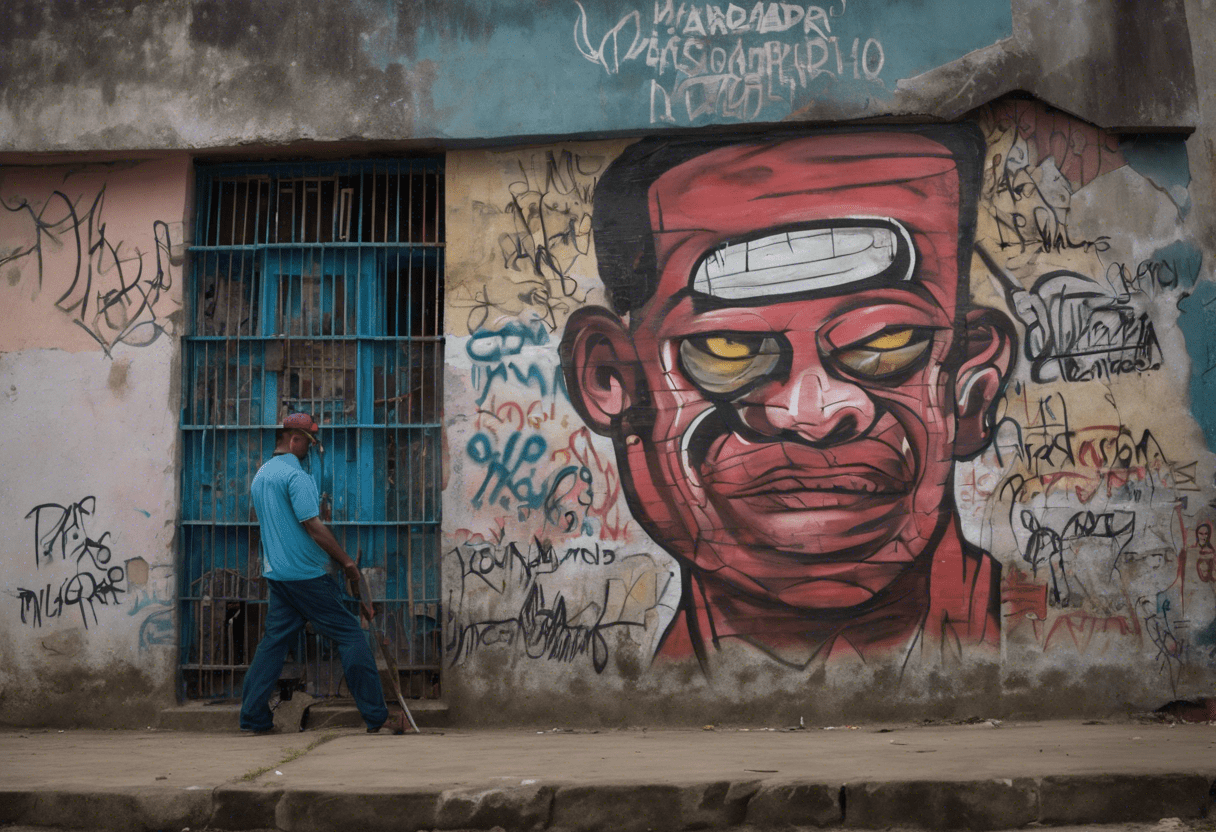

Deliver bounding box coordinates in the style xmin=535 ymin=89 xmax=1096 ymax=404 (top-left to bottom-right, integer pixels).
xmin=953 ymin=308 xmax=1017 ymax=460
xmin=559 ymin=307 xmax=643 ymax=436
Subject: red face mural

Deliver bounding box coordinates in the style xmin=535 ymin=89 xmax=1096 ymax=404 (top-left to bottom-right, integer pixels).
xmin=563 ymin=130 xmax=1016 ymax=670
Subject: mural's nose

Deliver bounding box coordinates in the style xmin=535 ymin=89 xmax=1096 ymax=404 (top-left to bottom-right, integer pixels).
xmin=737 ymin=351 xmax=876 ymax=446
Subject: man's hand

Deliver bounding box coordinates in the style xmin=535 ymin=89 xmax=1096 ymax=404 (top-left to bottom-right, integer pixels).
xmin=341 ymin=562 xmax=376 ymax=623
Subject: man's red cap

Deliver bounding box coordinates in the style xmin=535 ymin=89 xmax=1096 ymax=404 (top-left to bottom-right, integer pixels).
xmin=281 ymin=412 xmax=320 ymax=443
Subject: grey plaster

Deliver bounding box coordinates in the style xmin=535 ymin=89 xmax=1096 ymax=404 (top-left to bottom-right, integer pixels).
xmin=791 ymin=0 xmax=1198 ymax=130
xmin=0 ymin=0 xmax=1200 ymax=154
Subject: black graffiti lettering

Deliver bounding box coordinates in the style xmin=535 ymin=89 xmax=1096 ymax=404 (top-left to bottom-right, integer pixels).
xmin=26 ymin=497 xmax=98 ymax=567
xmin=1031 ymin=207 xmax=1110 ymax=255
xmin=1001 ymin=270 xmax=1163 ymax=383
xmin=15 ymin=496 xmax=125 ymax=628
xmin=1018 ymin=510 xmax=1135 ymax=609
xmin=499 ymin=150 xmax=595 ymax=329
xmin=14 ymin=564 xmax=126 ymax=630
xmin=993 ymin=207 xmax=1109 ymax=256
xmin=994 ymin=394 xmax=1075 ymax=474
xmin=446 ymin=583 xmax=641 ymax=674
xmin=16 ymin=585 xmax=56 ymax=627
xmin=1052 ymin=313 xmax=1161 ymax=382
xmin=519 ymin=583 xmax=611 ymax=671
xmin=1106 ymin=259 xmax=1182 ymax=299
xmin=0 ymin=189 xmax=175 ymax=356
xmin=458 ymin=538 xmax=622 ymax=592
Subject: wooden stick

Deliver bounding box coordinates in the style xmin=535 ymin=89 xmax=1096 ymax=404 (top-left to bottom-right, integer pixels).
xmin=350 ymin=572 xmax=418 ymax=733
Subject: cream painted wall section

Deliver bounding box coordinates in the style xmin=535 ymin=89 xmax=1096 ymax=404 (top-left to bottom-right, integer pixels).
xmin=442 ymin=143 xmax=683 ymax=720
xmin=0 ymin=157 xmax=187 ymax=726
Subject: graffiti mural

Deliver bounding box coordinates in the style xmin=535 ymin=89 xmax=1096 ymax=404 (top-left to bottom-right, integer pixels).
xmin=445 ymin=100 xmax=1215 ymax=703
xmin=557 ymin=126 xmax=1017 ymax=674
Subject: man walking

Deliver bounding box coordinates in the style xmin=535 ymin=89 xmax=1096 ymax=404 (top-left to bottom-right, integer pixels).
xmin=239 ymin=412 xmax=388 ymax=734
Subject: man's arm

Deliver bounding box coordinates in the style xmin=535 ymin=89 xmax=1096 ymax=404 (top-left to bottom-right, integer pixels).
xmin=301 ymin=516 xmax=374 ymax=622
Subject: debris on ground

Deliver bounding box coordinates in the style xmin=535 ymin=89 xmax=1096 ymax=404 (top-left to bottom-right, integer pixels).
xmin=1153 ymin=698 xmax=1216 ymax=723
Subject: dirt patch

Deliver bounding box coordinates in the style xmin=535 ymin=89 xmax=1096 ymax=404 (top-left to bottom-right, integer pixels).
xmin=107 ymin=358 xmax=131 ymax=392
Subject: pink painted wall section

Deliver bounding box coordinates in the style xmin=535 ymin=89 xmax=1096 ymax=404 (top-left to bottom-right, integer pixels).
xmin=0 ymin=155 xmax=190 ymax=354
xmin=0 ymin=154 xmax=188 ymax=727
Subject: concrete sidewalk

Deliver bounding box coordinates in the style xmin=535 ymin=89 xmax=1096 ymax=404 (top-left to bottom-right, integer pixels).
xmin=0 ymin=720 xmax=1213 ymax=832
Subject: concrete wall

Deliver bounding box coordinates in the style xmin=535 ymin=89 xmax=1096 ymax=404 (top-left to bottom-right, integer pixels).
xmin=0 ymin=156 xmax=189 ymax=726
xmin=0 ymin=0 xmax=1197 ymax=151
xmin=0 ymin=0 xmax=1210 ymax=730
xmin=441 ymin=99 xmax=1216 ymax=725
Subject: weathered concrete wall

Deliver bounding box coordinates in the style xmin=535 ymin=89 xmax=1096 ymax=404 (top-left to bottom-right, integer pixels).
xmin=0 ymin=0 xmax=1198 ymax=153
xmin=0 ymin=1 xmax=1207 ymax=731
xmin=441 ymin=99 xmax=1216 ymax=726
xmin=0 ymin=156 xmax=189 ymax=727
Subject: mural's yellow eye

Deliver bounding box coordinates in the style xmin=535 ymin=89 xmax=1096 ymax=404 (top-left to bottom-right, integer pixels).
xmin=833 ymin=328 xmax=931 ymax=380
xmin=862 ymin=328 xmax=914 ymax=350
xmin=702 ymin=336 xmax=758 ymax=359
xmin=680 ymin=333 xmax=783 ymax=396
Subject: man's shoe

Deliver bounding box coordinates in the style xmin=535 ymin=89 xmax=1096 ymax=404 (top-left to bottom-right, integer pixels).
xmin=367 ymin=711 xmax=407 ymax=734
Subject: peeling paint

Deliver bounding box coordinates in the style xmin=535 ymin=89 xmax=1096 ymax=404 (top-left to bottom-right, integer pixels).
xmin=1120 ymin=136 xmax=1193 ymax=218
xmin=1151 ymin=241 xmax=1204 ymax=290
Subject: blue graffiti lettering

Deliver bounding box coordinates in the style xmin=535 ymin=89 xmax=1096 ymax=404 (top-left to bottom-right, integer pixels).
xmin=471 ymin=360 xmax=568 ymax=406
xmin=467 ymin=320 xmax=550 ymax=362
xmin=467 ymin=431 xmax=549 ymax=510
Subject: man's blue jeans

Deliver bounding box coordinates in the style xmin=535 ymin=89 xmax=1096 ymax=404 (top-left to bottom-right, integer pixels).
xmin=239 ymin=576 xmax=388 ymax=732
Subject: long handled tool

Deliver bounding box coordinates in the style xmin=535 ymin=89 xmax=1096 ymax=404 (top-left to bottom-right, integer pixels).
xmin=351 ymin=572 xmax=419 ymax=734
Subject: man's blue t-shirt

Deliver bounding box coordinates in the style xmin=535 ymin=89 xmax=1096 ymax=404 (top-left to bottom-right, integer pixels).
xmin=251 ymin=454 xmax=330 ymax=581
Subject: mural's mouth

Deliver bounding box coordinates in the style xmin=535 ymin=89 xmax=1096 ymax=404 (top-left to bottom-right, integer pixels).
xmin=715 ymin=470 xmax=906 ymax=509
xmin=697 ymin=436 xmax=912 ymax=510
xmin=732 ymin=472 xmax=901 ymax=495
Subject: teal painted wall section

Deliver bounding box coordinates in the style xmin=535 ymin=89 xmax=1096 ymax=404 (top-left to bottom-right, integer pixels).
xmin=359 ymin=0 xmax=1013 ymax=138
xmin=1125 ymin=137 xmax=1216 ymax=452
xmin=1151 ymin=240 xmax=1204 ymax=291
xmin=1178 ymin=278 xmax=1216 ymax=452
xmin=1121 ymin=136 xmax=1193 ymax=217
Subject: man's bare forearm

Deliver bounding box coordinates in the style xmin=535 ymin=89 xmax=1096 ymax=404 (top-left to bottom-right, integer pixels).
xmin=301 ymin=516 xmax=373 ymax=620
xmin=301 ymin=516 xmax=356 ymax=570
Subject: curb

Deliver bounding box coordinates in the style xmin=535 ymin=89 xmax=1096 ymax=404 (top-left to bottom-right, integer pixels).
xmin=1 ymin=774 xmax=1212 ymax=831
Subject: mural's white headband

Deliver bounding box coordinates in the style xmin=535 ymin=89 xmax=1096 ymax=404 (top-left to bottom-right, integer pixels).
xmin=690 ymin=218 xmax=915 ymax=301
